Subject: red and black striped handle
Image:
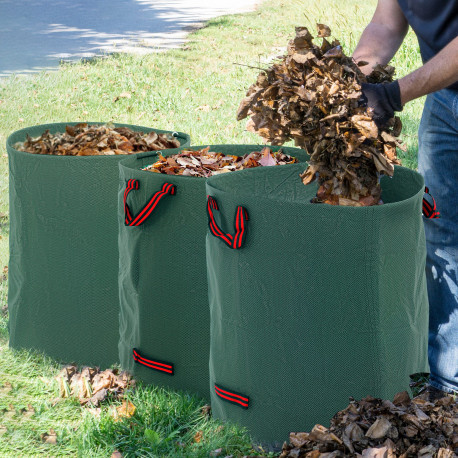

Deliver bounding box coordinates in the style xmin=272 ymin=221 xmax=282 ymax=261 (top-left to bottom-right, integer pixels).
xmin=422 ymin=187 xmax=440 ymax=219
xmin=214 ymin=383 xmax=249 ymax=409
xmin=206 ymin=196 xmax=249 ymax=249
xmin=124 ymin=179 xmax=176 ymax=226
xmin=133 ymin=348 xmax=174 ymax=375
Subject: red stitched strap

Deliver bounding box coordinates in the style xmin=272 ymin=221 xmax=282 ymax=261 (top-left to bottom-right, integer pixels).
xmin=133 ymin=348 xmax=174 ymax=375
xmin=214 ymin=384 xmax=249 ymax=409
xmin=206 ymin=196 xmax=249 ymax=249
xmin=423 ymin=186 xmax=440 ymax=219
xmin=124 ymin=180 xmax=176 ymax=226
xmin=124 ymin=179 xmax=139 ymax=224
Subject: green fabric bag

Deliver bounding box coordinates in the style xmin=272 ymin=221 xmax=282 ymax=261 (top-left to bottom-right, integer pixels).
xmin=205 ymin=164 xmax=429 ymax=445
xmin=7 ymin=122 xmax=189 ymax=368
xmin=118 ymin=145 xmax=308 ymax=399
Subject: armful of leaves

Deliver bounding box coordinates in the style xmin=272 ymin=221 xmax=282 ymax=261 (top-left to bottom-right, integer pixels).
xmin=237 ymin=24 xmax=405 ymax=207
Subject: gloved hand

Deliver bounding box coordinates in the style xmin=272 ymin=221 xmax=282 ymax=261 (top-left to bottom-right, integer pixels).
xmin=360 ymin=80 xmax=403 ymax=128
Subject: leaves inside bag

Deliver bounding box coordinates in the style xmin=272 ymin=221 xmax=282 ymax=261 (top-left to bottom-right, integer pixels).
xmin=142 ymin=146 xmax=297 ymax=177
xmin=13 ymin=123 xmax=181 ymax=156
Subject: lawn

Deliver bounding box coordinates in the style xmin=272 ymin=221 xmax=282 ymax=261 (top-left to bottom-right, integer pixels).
xmin=0 ymin=0 xmax=424 ymax=455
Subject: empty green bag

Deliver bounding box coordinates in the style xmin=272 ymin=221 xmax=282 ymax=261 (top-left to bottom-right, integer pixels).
xmin=7 ymin=122 xmax=189 ymax=367
xmin=205 ymin=164 xmax=429 ymax=445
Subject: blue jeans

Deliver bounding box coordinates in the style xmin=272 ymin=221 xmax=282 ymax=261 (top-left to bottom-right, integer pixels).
xmin=418 ymin=87 xmax=458 ymax=394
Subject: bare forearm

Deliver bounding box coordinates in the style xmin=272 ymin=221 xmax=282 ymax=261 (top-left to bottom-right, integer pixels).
xmin=353 ymin=22 xmax=407 ymax=74
xmin=353 ymin=0 xmax=409 ymax=75
xmin=399 ymin=37 xmax=458 ymax=104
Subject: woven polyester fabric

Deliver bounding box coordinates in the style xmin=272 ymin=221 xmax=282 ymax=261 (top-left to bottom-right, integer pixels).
xmin=118 ymin=145 xmax=308 ymax=399
xmin=206 ymin=164 xmax=429 ymax=445
xmin=7 ymin=122 xmax=190 ymax=367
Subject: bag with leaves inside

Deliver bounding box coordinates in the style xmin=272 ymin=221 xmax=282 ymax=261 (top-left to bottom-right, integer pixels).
xmin=7 ymin=122 xmax=190 ymax=367
xmin=205 ymin=163 xmax=430 ymax=445
xmin=118 ymin=145 xmax=308 ymax=399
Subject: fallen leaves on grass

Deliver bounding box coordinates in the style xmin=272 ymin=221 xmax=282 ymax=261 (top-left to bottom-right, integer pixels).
xmin=193 ymin=430 xmax=203 ymax=443
xmin=113 ymin=92 xmax=132 ymax=102
xmin=0 ymin=381 xmax=12 ymax=395
xmin=41 ymin=429 xmax=57 ymax=444
xmin=55 ymin=366 xmax=135 ymax=406
xmin=142 ymin=146 xmax=297 ymax=177
xmin=20 ymin=404 xmax=35 ymax=418
xmin=111 ymin=400 xmax=136 ymax=421
xmin=2 ymin=404 xmax=16 ymax=421
xmin=281 ymin=391 xmax=457 ymax=457
xmin=237 ymin=25 xmax=404 ymax=206
xmin=14 ymin=123 xmax=181 ymax=156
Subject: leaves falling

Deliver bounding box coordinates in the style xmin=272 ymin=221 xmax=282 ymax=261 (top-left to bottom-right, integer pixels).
xmin=237 ymin=25 xmax=405 ymax=206
xmin=142 ymin=146 xmax=297 ymax=177
xmin=13 ymin=123 xmax=181 ymax=156
xmin=281 ymin=391 xmax=457 ymax=457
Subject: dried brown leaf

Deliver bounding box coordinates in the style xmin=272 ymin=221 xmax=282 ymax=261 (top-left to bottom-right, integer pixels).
xmin=351 ymin=115 xmax=378 ymax=139
xmin=41 ymin=429 xmax=57 ymax=444
xmin=87 ymin=388 xmax=108 ymax=407
xmin=21 ymin=404 xmax=35 ymax=418
xmin=290 ymin=432 xmax=310 ymax=448
xmin=316 ymin=23 xmax=331 ymax=37
xmin=393 ymin=391 xmax=411 ymax=406
xmin=112 ymin=400 xmax=136 ymax=421
xmin=366 ymin=417 xmax=392 ymax=439
xmin=361 ymin=446 xmax=388 ymax=458
xmin=193 ymin=430 xmax=203 ymax=443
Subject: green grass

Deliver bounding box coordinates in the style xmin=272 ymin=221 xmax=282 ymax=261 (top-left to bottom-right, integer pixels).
xmin=0 ymin=0 xmax=425 ymax=455
xmin=0 ymin=344 xmax=261 ymax=457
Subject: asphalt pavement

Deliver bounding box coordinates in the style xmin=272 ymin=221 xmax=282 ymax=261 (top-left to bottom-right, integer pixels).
xmin=0 ymin=0 xmax=258 ymax=77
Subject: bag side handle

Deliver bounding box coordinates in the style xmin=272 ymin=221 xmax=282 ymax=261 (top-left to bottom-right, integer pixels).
xmin=206 ymin=196 xmax=249 ymax=249
xmin=124 ymin=179 xmax=176 ymax=226
xmin=422 ymin=186 xmax=440 ymax=219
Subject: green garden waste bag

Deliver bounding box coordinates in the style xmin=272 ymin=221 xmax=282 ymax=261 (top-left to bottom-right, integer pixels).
xmin=118 ymin=145 xmax=308 ymax=399
xmin=7 ymin=122 xmax=189 ymax=367
xmin=205 ymin=164 xmax=429 ymax=445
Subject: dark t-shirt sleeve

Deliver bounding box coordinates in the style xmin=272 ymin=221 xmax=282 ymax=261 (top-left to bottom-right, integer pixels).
xmin=397 ymin=0 xmax=458 ymax=90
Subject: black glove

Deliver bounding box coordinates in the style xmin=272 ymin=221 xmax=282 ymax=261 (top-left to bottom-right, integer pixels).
xmin=360 ymin=81 xmax=403 ymax=128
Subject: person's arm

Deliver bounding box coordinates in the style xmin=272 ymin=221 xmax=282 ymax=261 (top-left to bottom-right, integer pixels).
xmin=354 ymin=0 xmax=458 ymax=126
xmin=353 ymin=0 xmax=409 ymax=75
xmin=398 ymin=37 xmax=458 ymax=104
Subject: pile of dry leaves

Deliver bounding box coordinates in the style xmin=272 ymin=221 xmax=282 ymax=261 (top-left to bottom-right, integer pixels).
xmin=237 ymin=25 xmax=405 ymax=206
xmin=14 ymin=123 xmax=181 ymax=156
xmin=55 ymin=365 xmax=135 ymax=406
xmin=142 ymin=146 xmax=297 ymax=176
xmin=281 ymin=391 xmax=457 ymax=457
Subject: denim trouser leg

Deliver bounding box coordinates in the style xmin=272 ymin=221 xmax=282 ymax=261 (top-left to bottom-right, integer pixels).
xmin=418 ymin=88 xmax=458 ymax=393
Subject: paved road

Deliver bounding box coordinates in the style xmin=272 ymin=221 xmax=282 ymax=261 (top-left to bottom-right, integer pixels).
xmin=0 ymin=0 xmax=258 ymax=77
